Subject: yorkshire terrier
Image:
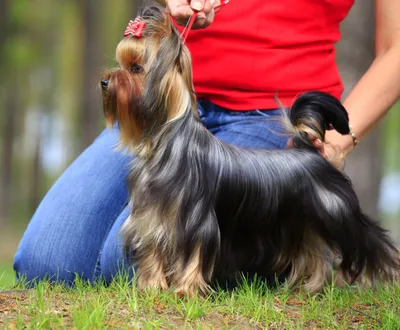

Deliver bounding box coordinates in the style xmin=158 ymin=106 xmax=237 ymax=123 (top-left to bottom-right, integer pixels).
xmin=100 ymin=6 xmax=399 ymax=296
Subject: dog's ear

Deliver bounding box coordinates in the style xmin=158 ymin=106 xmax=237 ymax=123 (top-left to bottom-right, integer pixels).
xmin=137 ymin=5 xmax=177 ymax=42
xmin=164 ymin=11 xmax=176 ymax=34
xmin=177 ymin=45 xmax=194 ymax=89
xmin=140 ymin=5 xmax=165 ymax=22
xmin=139 ymin=26 xmax=194 ymax=130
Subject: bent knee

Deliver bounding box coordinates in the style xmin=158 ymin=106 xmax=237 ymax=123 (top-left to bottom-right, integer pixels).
xmin=13 ymin=239 xmax=94 ymax=286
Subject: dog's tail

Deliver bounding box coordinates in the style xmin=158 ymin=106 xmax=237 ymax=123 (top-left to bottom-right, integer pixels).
xmin=331 ymin=205 xmax=399 ymax=287
xmin=281 ymin=91 xmax=350 ymax=149
xmin=303 ymin=164 xmax=400 ymax=288
xmin=348 ymin=212 xmax=400 ymax=285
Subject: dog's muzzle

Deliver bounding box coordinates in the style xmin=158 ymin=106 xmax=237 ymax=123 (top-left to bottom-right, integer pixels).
xmin=101 ymin=79 xmax=109 ymax=91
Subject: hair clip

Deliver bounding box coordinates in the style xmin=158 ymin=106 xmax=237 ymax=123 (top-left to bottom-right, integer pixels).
xmin=124 ymin=18 xmax=147 ymax=38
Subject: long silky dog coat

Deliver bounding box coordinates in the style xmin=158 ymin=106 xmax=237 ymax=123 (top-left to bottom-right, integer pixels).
xmin=101 ymin=7 xmax=399 ymax=295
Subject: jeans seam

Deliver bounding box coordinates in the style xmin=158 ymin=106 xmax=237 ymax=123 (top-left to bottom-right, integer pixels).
xmin=92 ymin=202 xmax=129 ymax=282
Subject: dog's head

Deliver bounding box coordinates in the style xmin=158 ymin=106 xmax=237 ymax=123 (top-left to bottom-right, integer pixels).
xmin=101 ymin=6 xmax=196 ymax=152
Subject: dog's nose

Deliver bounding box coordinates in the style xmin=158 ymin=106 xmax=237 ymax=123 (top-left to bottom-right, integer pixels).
xmin=101 ymin=79 xmax=109 ymax=90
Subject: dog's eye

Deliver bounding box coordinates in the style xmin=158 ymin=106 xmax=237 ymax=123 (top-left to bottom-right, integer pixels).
xmin=131 ymin=64 xmax=143 ymax=73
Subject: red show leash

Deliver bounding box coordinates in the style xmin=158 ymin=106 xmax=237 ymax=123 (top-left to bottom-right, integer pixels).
xmin=181 ymin=12 xmax=198 ymax=44
xmin=123 ymin=1 xmax=230 ymax=42
xmin=181 ymin=0 xmax=230 ymax=44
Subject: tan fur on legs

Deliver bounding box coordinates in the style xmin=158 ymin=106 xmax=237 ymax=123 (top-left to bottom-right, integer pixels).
xmin=137 ymin=247 xmax=168 ymax=291
xmin=287 ymin=234 xmax=332 ymax=293
xmin=171 ymin=245 xmax=211 ymax=297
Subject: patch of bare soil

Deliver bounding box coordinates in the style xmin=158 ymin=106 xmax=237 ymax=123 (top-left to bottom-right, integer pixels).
xmin=0 ymin=291 xmax=29 ymax=326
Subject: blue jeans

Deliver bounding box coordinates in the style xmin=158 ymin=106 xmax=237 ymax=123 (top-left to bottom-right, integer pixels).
xmin=13 ymin=101 xmax=289 ymax=285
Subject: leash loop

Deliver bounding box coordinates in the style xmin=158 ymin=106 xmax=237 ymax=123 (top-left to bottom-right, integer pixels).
xmin=181 ymin=0 xmax=230 ymax=44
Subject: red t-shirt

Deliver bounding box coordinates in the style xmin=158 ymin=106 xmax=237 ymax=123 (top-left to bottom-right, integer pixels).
xmin=183 ymin=0 xmax=354 ymax=110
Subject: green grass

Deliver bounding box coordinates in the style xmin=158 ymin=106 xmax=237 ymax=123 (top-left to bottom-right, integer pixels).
xmin=0 ymin=261 xmax=15 ymax=290
xmin=1 ymin=273 xmax=400 ymax=329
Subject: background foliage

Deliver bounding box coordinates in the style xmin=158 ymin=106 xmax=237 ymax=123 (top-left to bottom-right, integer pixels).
xmin=0 ymin=0 xmax=399 ymax=283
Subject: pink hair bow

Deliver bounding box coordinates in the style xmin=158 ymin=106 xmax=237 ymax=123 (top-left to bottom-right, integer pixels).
xmin=124 ymin=18 xmax=147 ymax=38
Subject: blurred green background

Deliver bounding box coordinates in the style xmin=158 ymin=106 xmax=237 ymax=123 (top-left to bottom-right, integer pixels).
xmin=0 ymin=0 xmax=399 ymax=288
xmin=0 ymin=0 xmax=140 ymax=287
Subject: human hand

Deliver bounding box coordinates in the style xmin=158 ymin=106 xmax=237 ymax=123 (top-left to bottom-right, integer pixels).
xmin=161 ymin=0 xmax=221 ymax=29
xmin=287 ymin=135 xmax=347 ymax=170
xmin=315 ymin=141 xmax=347 ymax=170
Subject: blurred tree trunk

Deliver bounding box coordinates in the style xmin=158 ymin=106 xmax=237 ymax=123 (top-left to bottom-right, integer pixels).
xmin=28 ymin=18 xmax=58 ymax=215
xmin=81 ymin=0 xmax=102 ymax=148
xmin=0 ymin=1 xmax=14 ymax=227
xmin=0 ymin=89 xmax=17 ymax=227
xmin=30 ymin=126 xmax=42 ymax=212
xmin=0 ymin=0 xmax=7 ymax=54
xmin=336 ymin=0 xmax=381 ymax=219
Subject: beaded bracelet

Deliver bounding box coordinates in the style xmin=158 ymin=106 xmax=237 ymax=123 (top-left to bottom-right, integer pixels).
xmin=349 ymin=125 xmax=358 ymax=148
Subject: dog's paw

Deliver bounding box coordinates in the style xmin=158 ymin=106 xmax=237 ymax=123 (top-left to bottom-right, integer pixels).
xmin=174 ymin=282 xmax=212 ymax=298
xmin=137 ymin=275 xmax=169 ymax=292
xmin=175 ymin=287 xmax=195 ymax=299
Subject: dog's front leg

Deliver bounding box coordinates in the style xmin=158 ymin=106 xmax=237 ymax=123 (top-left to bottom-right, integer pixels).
xmin=172 ymin=244 xmax=212 ymax=297
xmin=136 ymin=246 xmax=168 ymax=291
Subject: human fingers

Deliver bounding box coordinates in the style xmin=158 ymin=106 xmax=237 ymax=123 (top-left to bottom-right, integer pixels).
xmin=190 ymin=0 xmax=218 ymax=29
xmin=166 ymin=0 xmax=194 ymax=26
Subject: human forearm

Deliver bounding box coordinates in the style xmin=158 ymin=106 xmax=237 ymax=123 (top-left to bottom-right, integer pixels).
xmin=326 ymin=0 xmax=400 ymax=156
xmin=326 ymin=45 xmax=400 ymax=154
